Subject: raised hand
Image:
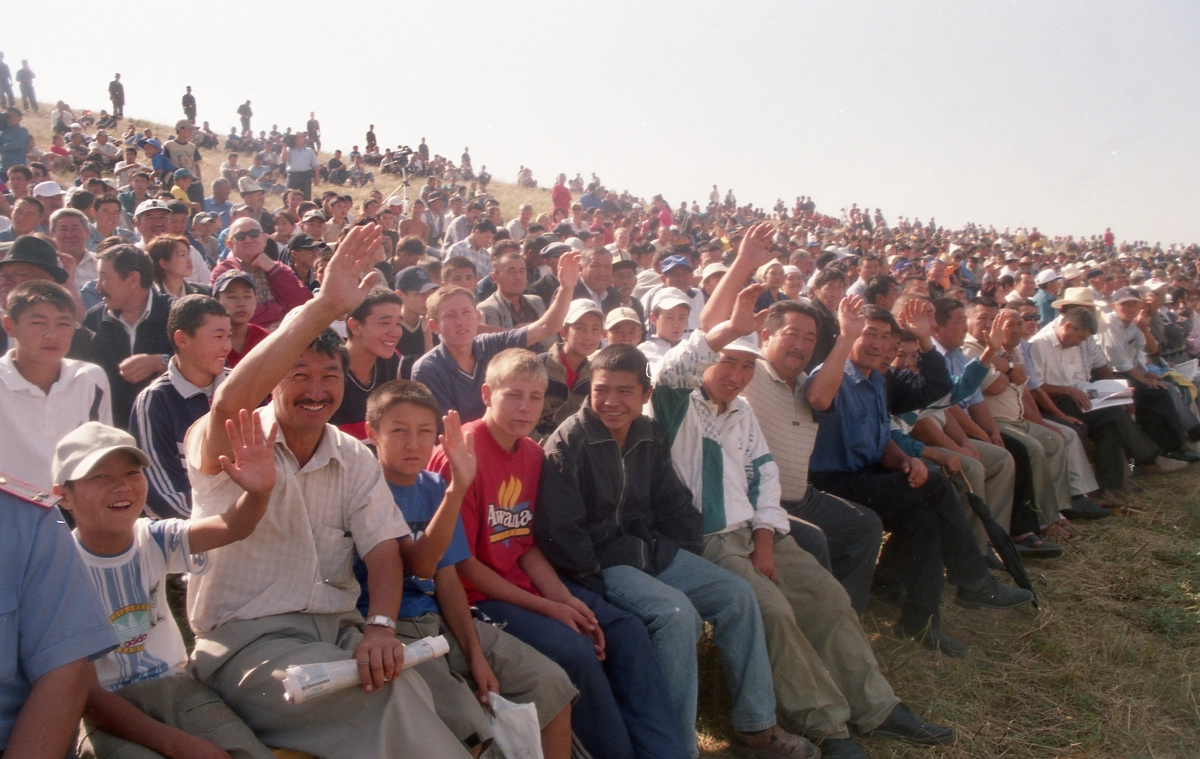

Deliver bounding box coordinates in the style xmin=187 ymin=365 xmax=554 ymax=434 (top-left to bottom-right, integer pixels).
xmin=897 ymin=297 xmax=933 ymax=341
xmin=735 ymin=222 xmax=777 ymax=270
xmin=1136 ymin=304 xmax=1153 ymax=330
xmin=837 ymin=294 xmax=866 ymax=340
xmin=218 ymin=408 xmax=278 ymax=495
xmin=314 ymin=222 xmax=384 ymax=314
xmin=556 ymin=250 xmax=582 ymax=292
xmin=439 ymin=410 xmax=477 ymax=492
xmin=988 ymin=310 xmax=1018 ymax=351
xmin=731 ymin=283 xmax=766 ymax=337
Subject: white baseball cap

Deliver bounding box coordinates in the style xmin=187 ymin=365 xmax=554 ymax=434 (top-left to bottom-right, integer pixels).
xmin=565 ymin=299 xmax=604 ymax=325
xmin=652 ymin=287 xmax=692 ymax=312
xmin=52 ymin=422 xmax=150 ymax=487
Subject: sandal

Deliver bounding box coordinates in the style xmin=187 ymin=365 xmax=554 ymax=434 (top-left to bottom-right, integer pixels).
xmin=733 ymin=725 xmax=821 ymax=759
xmin=1044 ymin=520 xmax=1077 ymax=543
xmin=1013 ymin=533 xmax=1063 ymax=558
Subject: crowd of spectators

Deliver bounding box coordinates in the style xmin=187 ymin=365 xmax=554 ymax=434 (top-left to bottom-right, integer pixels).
xmin=5 ymin=67 xmax=1200 ymax=759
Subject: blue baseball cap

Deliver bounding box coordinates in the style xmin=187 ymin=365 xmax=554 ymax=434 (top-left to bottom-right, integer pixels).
xmin=395 ymin=265 xmax=438 ymax=294
xmin=660 ymin=255 xmax=694 ymax=274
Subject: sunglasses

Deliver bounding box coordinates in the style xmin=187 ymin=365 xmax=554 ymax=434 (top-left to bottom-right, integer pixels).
xmin=1021 ymin=314 xmax=1039 ymax=322
xmin=232 ymin=228 xmax=262 ymax=242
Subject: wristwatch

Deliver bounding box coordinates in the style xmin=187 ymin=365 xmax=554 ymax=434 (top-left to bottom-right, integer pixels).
xmin=364 ymin=615 xmax=396 ymax=631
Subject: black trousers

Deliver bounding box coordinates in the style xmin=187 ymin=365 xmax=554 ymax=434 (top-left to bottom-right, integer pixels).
xmin=781 ymin=488 xmax=883 ymax=614
xmin=1052 ymin=397 xmax=1159 ymax=490
xmin=286 ymin=170 xmax=314 ymax=200
xmin=811 ymin=467 xmax=989 ymax=629
xmin=1118 ymin=371 xmax=1199 ymax=453
xmin=999 ymin=432 xmax=1041 ymax=537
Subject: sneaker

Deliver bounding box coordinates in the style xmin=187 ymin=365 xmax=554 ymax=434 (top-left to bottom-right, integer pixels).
xmin=732 ymin=725 xmax=821 ymax=759
xmin=864 ymin=703 xmax=955 ymax=745
xmin=954 ymin=575 xmax=1034 ymax=610
xmin=1141 ymin=455 xmax=1188 ymax=475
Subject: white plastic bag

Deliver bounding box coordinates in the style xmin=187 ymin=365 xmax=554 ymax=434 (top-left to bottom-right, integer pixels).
xmin=487 ymin=693 xmax=544 ymax=759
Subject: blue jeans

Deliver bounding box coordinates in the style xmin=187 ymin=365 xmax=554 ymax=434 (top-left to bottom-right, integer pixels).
xmin=475 ymin=580 xmax=689 ymax=759
xmin=601 ymin=550 xmax=777 ymax=756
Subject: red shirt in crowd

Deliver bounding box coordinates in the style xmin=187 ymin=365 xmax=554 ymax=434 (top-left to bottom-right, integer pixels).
xmin=429 ymin=419 xmax=542 ymax=604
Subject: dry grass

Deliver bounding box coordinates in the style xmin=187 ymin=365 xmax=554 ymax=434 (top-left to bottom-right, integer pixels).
xmin=44 ymin=104 xmax=1199 ymax=759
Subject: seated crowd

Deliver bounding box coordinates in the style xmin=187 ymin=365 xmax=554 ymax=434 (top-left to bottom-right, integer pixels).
xmin=5 ymin=103 xmax=1200 ymax=759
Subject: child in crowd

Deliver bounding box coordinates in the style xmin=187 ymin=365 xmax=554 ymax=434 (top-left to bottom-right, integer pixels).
xmin=638 ymin=287 xmax=692 ymax=375
xmin=53 ymin=414 xmax=278 ymax=758
xmin=536 ymin=299 xmax=603 ymax=441
xmin=603 ymin=307 xmax=644 ymax=347
xmin=412 ymin=249 xmax=580 ymax=425
xmin=432 ymin=349 xmax=690 ymax=759
xmin=1 ymin=280 xmax=111 ymax=490
xmin=330 ymin=287 xmax=404 ymax=438
xmin=359 ymin=381 xmax=576 ymax=758
xmin=442 ymin=256 xmax=479 ymax=291
xmin=393 ymin=265 xmax=438 ymax=379
xmin=213 ymin=271 xmax=266 ymax=367
xmin=131 ymin=295 xmax=231 ymax=518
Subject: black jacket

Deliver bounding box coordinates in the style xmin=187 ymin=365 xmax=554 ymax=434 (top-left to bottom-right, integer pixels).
xmin=572 ymin=280 xmax=621 ymax=313
xmin=884 ymin=347 xmax=954 ymax=416
xmin=536 ymin=405 xmax=702 ymax=592
xmin=82 ymin=290 xmax=174 ymax=430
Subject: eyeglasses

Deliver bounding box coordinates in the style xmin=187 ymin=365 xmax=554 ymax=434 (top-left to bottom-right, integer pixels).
xmin=1021 ymin=314 xmax=1039 ymax=322
xmin=232 ymin=228 xmax=262 ymax=242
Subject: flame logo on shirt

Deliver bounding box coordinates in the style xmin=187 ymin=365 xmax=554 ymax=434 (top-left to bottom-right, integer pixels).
xmin=487 ymin=475 xmax=533 ymax=543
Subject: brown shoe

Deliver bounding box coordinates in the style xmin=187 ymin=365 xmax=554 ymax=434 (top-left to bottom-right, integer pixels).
xmin=733 ymin=725 xmax=821 ymax=759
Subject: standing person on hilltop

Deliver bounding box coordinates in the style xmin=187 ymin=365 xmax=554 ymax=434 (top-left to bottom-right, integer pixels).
xmin=237 ymin=100 xmax=252 ymax=133
xmin=418 ymin=137 xmax=429 ymax=162
xmin=0 ymin=53 xmax=12 ymax=109
xmin=551 ymin=173 xmax=571 ymax=215
xmin=15 ymin=60 xmax=35 ymax=113
xmin=181 ymin=86 xmax=196 ymax=122
xmin=283 ymin=132 xmax=321 ymax=200
xmin=365 ymin=124 xmax=376 ymax=150
xmin=108 ymin=74 xmax=124 ymax=119
xmin=306 ymin=112 xmax=321 ymax=151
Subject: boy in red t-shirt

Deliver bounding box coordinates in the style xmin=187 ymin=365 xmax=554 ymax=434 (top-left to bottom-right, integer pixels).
xmin=429 ymin=348 xmax=688 ymax=759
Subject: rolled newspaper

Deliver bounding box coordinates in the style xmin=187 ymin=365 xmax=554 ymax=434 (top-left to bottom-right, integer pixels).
xmin=283 ymin=635 xmax=450 ymax=704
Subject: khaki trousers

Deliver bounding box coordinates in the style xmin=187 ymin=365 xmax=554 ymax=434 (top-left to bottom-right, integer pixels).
xmin=191 ymin=611 xmax=473 ymax=759
xmin=702 ymin=529 xmax=899 ymax=741
xmin=996 ymin=419 xmax=1072 ymax=526
xmin=396 ymin=612 xmax=577 ymax=746
xmin=1044 ymin=418 xmax=1100 ymax=496
xmin=932 ymin=439 xmax=1014 ymax=550
xmin=77 ymin=673 xmax=274 ymax=759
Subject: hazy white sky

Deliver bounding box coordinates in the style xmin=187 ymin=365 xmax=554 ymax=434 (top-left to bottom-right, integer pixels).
xmin=6 ymin=1 xmax=1199 ymax=243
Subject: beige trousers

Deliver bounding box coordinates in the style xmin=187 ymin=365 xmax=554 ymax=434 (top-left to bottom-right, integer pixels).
xmin=191 ymin=611 xmax=473 ymax=759
xmin=702 ymin=529 xmax=899 ymax=741
xmin=996 ymin=419 xmax=1072 ymax=526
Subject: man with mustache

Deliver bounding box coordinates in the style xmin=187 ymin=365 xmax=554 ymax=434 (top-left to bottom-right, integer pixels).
xmin=183 ymin=224 xmax=474 ymax=758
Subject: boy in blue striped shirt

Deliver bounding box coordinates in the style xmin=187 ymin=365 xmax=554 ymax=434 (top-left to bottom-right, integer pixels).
xmin=53 ymin=413 xmax=276 ymax=758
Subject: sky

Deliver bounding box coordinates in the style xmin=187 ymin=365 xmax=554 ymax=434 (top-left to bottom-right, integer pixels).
xmin=6 ymin=1 xmax=1199 ymax=244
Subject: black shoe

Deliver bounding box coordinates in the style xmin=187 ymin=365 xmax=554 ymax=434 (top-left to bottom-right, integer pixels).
xmin=1187 ymin=424 xmax=1200 ymax=443
xmin=818 ymin=737 xmax=869 ymax=758
xmin=895 ymin=621 xmax=968 ymax=657
xmin=1061 ymin=496 xmax=1115 ymax=521
xmin=955 ymin=575 xmax=1034 ymax=610
xmin=865 ymin=703 xmax=955 ymax=745
xmin=1163 ymin=450 xmax=1200 ymax=463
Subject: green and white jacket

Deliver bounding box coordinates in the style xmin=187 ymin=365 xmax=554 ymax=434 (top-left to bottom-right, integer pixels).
xmin=650 ymin=329 xmax=789 ymax=537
